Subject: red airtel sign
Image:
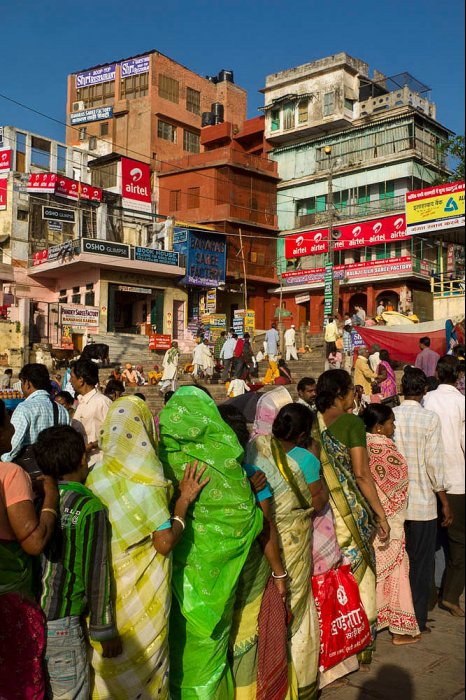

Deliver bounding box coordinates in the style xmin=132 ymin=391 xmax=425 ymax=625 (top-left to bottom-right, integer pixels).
xmin=121 ymin=157 xmax=151 ymax=213
xmin=284 ymin=213 xmax=408 ymax=258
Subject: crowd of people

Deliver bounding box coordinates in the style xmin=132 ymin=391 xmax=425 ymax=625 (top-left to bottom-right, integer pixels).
xmin=0 ymin=327 xmax=464 ymax=699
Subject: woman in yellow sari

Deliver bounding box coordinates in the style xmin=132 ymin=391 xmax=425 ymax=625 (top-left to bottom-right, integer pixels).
xmin=262 ymin=359 xmax=280 ymax=385
xmin=312 ymin=370 xmax=390 ymax=669
xmin=86 ymin=396 xmax=208 ymax=699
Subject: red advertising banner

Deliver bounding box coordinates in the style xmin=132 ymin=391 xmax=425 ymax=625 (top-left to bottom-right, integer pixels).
xmin=27 ymin=172 xmax=57 ymax=193
xmin=282 ymin=256 xmax=429 ymax=286
xmin=149 ymin=334 xmax=172 ymax=351
xmin=32 ymin=249 xmax=49 ymax=266
xmin=121 ymin=157 xmax=152 ymax=213
xmin=0 ymin=149 xmax=11 ymax=172
xmin=55 ymin=177 xmax=102 ymax=203
xmin=284 ymin=214 xmax=408 ymax=259
xmin=0 ymin=178 xmax=7 ymax=210
xmin=405 ymin=180 xmax=464 ymax=203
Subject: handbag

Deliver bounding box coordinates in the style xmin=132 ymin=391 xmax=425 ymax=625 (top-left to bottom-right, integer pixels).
xmin=381 ymin=394 xmax=401 ymax=408
xmin=311 ymin=564 xmax=372 ymax=671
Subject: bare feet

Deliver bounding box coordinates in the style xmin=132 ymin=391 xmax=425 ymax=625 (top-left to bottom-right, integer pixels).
xmin=358 ymin=664 xmax=371 ymax=673
xmin=392 ymin=634 xmax=421 ymax=646
xmin=441 ymin=601 xmax=465 ymax=617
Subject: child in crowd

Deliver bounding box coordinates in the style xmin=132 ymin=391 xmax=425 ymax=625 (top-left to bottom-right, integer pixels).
xmin=34 ymin=425 xmax=122 ymax=698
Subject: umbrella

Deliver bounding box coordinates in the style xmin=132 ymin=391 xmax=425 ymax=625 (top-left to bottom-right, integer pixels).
xmin=222 ymin=391 xmax=263 ymax=422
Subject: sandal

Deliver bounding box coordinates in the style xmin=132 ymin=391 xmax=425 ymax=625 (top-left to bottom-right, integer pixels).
xmin=392 ymin=634 xmax=421 ymax=646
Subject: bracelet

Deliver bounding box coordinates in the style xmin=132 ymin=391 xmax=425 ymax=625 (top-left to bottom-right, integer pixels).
xmin=171 ymin=515 xmax=186 ymax=531
xmin=272 ymin=569 xmax=288 ymax=579
xmin=41 ymin=508 xmax=58 ymax=518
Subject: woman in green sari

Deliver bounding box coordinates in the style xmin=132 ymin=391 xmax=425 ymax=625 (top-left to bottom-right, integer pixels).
xmin=158 ymin=386 xmax=263 ymax=699
xmin=312 ymin=370 xmax=390 ymax=669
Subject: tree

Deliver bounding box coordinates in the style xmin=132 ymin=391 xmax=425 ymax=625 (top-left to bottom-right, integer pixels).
xmin=443 ymin=135 xmax=464 ymax=182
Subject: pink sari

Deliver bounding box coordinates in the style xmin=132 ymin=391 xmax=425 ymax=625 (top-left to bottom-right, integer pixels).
xmin=378 ymin=360 xmax=397 ymax=398
xmin=366 ymin=433 xmax=419 ymax=636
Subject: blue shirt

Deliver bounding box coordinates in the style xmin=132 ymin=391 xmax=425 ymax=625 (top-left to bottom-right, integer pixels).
xmin=1 ymin=390 xmax=70 ymax=462
xmin=287 ymin=446 xmax=321 ymax=484
xmin=244 ymin=464 xmax=272 ymax=503
xmin=265 ymin=328 xmax=280 ymax=355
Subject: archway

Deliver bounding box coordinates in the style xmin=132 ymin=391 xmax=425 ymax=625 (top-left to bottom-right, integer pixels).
xmin=349 ymin=293 xmax=368 ymax=316
xmin=376 ymin=290 xmax=400 ymax=313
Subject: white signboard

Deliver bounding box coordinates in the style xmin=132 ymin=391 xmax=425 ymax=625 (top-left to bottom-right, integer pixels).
xmin=60 ymin=305 xmax=99 ymax=328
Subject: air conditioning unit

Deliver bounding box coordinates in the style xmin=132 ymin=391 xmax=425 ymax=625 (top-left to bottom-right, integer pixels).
xmin=72 ymin=101 xmax=85 ymax=112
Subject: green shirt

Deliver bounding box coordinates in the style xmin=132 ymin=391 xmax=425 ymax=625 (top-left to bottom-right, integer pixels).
xmin=328 ymin=412 xmax=367 ymax=449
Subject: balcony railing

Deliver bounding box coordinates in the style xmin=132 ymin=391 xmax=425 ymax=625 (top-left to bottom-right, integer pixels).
xmin=158 ymin=147 xmax=278 ymax=176
xmin=295 ymin=195 xmax=405 ymax=229
xmin=431 ymin=274 xmax=465 ymax=298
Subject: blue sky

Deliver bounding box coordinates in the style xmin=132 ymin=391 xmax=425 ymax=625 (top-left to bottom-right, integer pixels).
xmin=1 ymin=0 xmax=464 ymax=141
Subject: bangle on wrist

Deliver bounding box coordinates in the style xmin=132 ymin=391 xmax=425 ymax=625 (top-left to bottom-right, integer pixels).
xmin=272 ymin=569 xmax=288 ymax=579
xmin=41 ymin=508 xmax=58 ymax=518
xmin=171 ymin=515 xmax=186 ymax=531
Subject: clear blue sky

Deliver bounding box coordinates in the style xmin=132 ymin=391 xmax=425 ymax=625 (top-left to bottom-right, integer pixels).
xmin=1 ymin=0 xmax=464 ymax=141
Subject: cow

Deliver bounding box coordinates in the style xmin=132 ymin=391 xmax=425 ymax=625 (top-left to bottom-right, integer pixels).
xmin=80 ymin=343 xmax=110 ymax=366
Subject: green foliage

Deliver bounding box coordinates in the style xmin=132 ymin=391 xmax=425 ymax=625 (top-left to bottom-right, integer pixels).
xmin=440 ymin=135 xmax=465 ymax=182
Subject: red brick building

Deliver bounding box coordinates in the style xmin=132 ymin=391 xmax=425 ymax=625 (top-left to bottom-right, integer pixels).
xmin=157 ymin=117 xmax=280 ymax=328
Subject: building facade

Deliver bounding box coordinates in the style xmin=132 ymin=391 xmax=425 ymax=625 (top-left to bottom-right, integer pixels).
xmin=262 ymin=53 xmax=457 ymax=331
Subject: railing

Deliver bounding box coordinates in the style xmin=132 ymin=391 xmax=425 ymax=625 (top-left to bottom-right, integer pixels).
xmin=295 ymin=195 xmax=405 ymax=229
xmin=158 ymin=147 xmax=278 ymax=175
xmin=431 ymin=274 xmax=465 ymax=298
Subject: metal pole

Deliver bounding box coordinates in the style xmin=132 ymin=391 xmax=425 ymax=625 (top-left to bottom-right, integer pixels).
xmin=239 ymin=227 xmax=248 ymax=310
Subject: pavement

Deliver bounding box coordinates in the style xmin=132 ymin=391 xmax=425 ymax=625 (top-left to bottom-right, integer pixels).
xmin=321 ymin=602 xmax=465 ymax=699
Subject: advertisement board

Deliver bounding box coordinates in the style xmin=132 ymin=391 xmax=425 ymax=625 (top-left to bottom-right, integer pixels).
xmin=149 ymin=334 xmax=172 ymax=351
xmin=75 ymin=64 xmax=116 ymax=88
xmin=42 ymin=206 xmax=76 ymax=223
xmin=121 ymin=157 xmax=152 ymax=213
xmin=405 ymin=181 xmax=465 ymax=234
xmin=282 ymin=256 xmax=429 ymax=286
xmin=0 ymin=177 xmax=7 ymax=210
xmin=324 ymin=263 xmax=334 ymax=317
xmin=55 ymin=177 xmax=102 ymax=203
xmin=134 ymin=246 xmax=179 ymax=266
xmin=60 ymin=305 xmax=99 ymax=328
xmin=0 ymin=149 xmax=11 ymax=172
xmin=27 ymin=172 xmax=57 ymax=193
xmin=206 ymin=289 xmax=217 ymax=312
xmin=32 ymin=240 xmax=76 ymax=266
xmin=82 ymin=239 xmax=130 ymax=258
xmin=70 ymin=106 xmax=113 ymax=126
xmin=120 ymin=56 xmax=150 ymax=76
xmin=173 ymin=228 xmax=227 ymax=287
xmin=284 ymin=214 xmax=408 ymax=259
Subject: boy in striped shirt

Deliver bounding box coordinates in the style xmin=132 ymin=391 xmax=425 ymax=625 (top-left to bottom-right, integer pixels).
xmin=35 ymin=425 xmax=121 ymax=699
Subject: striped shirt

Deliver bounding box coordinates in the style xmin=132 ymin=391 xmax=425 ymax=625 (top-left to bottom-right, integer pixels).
xmin=41 ymin=481 xmax=117 ymax=641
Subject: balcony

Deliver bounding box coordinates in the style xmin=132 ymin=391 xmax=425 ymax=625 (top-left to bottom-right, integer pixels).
xmin=295 ymin=195 xmax=405 ymax=229
xmin=158 ymin=147 xmax=279 ymax=177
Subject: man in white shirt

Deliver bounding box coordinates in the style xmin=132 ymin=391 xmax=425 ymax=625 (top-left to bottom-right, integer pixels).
xmin=265 ymin=323 xmax=280 ymax=361
xmin=376 ymin=300 xmax=385 ymax=316
xmin=368 ymin=344 xmax=381 ymax=373
xmin=220 ymin=333 xmax=238 ymax=382
xmin=71 ymin=358 xmax=112 ymax=469
xmin=423 ymin=356 xmax=465 ymax=617
xmin=284 ymin=324 xmax=299 ymax=361
xmin=296 ymin=377 xmax=316 ymax=412
xmin=393 ymin=368 xmax=452 ymax=633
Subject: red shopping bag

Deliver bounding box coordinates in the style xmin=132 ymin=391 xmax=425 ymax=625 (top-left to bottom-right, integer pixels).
xmin=311 ymin=564 xmax=372 ymax=672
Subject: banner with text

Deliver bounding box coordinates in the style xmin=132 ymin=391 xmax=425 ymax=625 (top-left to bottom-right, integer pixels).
xmin=0 ymin=177 xmax=7 ymax=210
xmin=0 ymin=149 xmax=11 ymax=172
xmin=282 ymin=256 xmax=430 ymax=286
xmin=121 ymin=157 xmax=152 ymax=213
xmin=405 ymin=181 xmax=465 ymax=234
xmin=60 ymin=305 xmax=99 ymax=328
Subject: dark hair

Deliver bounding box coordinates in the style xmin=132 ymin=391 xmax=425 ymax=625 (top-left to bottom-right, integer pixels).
xmin=272 ymin=403 xmax=313 ymax=443
xmin=232 ymin=333 xmax=238 ymax=339
xmin=19 ymin=363 xmax=51 ymax=393
xmin=0 ymin=399 xmax=6 ymax=428
xmin=426 ymin=376 xmax=439 ymax=392
xmin=244 ymin=333 xmax=250 ymax=340
xmin=362 ymin=404 xmax=394 ymax=431
xmin=220 ymin=331 xmax=226 ymax=337
xmin=458 ymin=360 xmax=465 ymax=373
xmin=453 ymin=345 xmax=465 ymax=358
xmin=297 ymin=377 xmax=316 ymax=392
xmin=278 ymin=359 xmax=288 ymax=368
xmin=420 ymin=336 xmax=431 ymax=347
xmin=4 ymin=369 xmax=13 ymax=376
xmin=401 ymin=367 xmax=427 ymax=396
xmin=436 ymin=355 xmax=459 ymax=384
xmin=379 ymin=349 xmax=391 ymax=363
xmin=34 ymin=426 xmax=86 ymax=478
xmin=72 ymin=358 xmax=99 ymax=387
xmin=315 ymin=370 xmax=353 ymax=413
xmin=104 ymin=379 xmax=125 ymax=397
xmin=163 ymin=390 xmax=174 ymax=405
xmin=218 ymin=404 xmax=250 ymax=451
xmin=55 ymin=390 xmax=74 ymax=406
xmin=134 ymin=392 xmax=146 ymax=402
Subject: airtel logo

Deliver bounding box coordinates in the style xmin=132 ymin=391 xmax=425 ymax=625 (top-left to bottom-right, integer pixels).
xmin=296 ymin=235 xmax=304 ymax=246
xmin=1 ymin=153 xmax=7 ymax=161
xmin=373 ymin=222 xmax=382 ymax=234
xmin=130 ymin=167 xmax=143 ymax=182
xmin=314 ymin=232 xmax=323 ymax=243
xmin=394 ymin=217 xmax=404 ymax=230
xmin=352 ymin=226 xmax=361 ymax=237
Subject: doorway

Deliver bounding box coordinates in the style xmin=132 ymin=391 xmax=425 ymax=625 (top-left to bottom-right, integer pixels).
xmin=173 ymin=300 xmax=185 ymax=340
xmin=72 ymin=333 xmax=84 ymax=352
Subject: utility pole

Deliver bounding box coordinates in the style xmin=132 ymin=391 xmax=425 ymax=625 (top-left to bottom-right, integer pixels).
xmin=324 ymin=145 xmax=339 ymax=318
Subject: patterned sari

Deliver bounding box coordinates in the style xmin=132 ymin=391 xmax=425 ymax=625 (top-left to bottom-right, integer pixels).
xmin=378 ymin=360 xmax=397 ymax=398
xmin=86 ymin=397 xmax=173 ymax=699
xmin=366 ymin=433 xmax=419 ymax=636
xmin=312 ymin=412 xmax=377 ymax=665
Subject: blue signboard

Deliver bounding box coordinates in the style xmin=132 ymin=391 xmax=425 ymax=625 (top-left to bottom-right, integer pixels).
xmin=173 ymin=228 xmax=227 ymax=287
xmin=134 ymin=246 xmax=180 ymax=266
xmin=70 ymin=106 xmax=113 ymax=126
xmin=75 ymin=64 xmax=116 ymax=88
xmin=120 ymin=56 xmax=150 ymax=77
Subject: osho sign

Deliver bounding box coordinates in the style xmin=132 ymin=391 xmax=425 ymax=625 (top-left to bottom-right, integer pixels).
xmin=121 ymin=157 xmax=152 ymax=214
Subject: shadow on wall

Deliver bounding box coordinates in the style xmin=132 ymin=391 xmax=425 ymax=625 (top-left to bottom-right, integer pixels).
xmin=356 ymin=664 xmax=414 ymax=700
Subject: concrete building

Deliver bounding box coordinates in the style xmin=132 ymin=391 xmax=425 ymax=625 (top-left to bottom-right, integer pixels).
xmin=262 ymin=52 xmax=459 ymax=331
xmin=157 ymin=116 xmax=280 ymax=328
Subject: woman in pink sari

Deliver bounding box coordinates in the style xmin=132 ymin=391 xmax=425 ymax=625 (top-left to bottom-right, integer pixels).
xmin=374 ymin=349 xmax=397 ymax=398
xmin=362 ymin=404 xmax=420 ymax=645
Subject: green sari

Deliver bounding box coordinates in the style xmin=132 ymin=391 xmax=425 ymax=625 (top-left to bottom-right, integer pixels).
xmin=312 ymin=412 xmax=377 ymax=665
xmin=158 ymin=386 xmax=263 ymax=700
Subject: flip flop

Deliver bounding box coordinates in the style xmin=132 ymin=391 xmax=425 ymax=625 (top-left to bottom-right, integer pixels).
xmin=392 ymin=635 xmax=421 ymax=646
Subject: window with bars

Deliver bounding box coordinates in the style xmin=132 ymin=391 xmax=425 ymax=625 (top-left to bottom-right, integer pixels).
xmin=186 ymin=87 xmax=201 ymax=114
xmin=158 ymin=120 xmax=177 ymax=142
xmin=323 ymin=92 xmax=335 ymax=117
xmin=158 ymin=74 xmax=179 ymax=103
xmin=183 ymin=129 xmax=200 ymax=153
xmin=298 ymin=99 xmax=309 ymax=124
xmin=76 ymin=81 xmax=115 ymax=108
xmin=169 ymin=190 xmax=181 ymax=211
xmin=187 ymin=187 xmax=200 ymax=208
xmin=120 ymin=73 xmax=149 ymax=99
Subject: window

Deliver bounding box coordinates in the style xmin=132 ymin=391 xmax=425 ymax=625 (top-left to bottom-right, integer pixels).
xmin=344 ymin=97 xmax=355 ymax=112
xmin=169 ymin=190 xmax=181 ymax=211
xmin=72 ymin=287 xmax=81 ymax=304
xmin=379 ymin=180 xmax=395 ymax=200
xmin=85 ymin=283 xmax=95 ymax=306
xmin=158 ymin=120 xmax=177 ymax=142
xmin=92 ymin=160 xmax=117 ymax=189
xmin=186 ymin=87 xmax=201 ymax=115
xmin=298 ymin=99 xmax=309 ymax=124
xmin=17 ymin=209 xmax=28 ymax=221
xmin=78 ymin=127 xmax=87 ymax=141
xmin=57 ymin=145 xmax=67 ymax=174
xmin=31 ymin=136 xmax=51 ymax=169
xmin=283 ymin=103 xmax=295 ymax=130
xmin=183 ymin=129 xmax=200 ymax=153
xmin=59 ymin=290 xmax=68 ymax=304
xmin=100 ymin=122 xmax=109 ymax=136
xmin=76 ymin=81 xmax=115 ymax=108
xmin=271 ymin=109 xmax=280 ymax=131
xmin=16 ymin=132 xmax=27 ymax=173
xmin=323 ymin=92 xmax=335 ymax=117
xmin=187 ymin=187 xmax=200 ymax=208
xmin=120 ymin=73 xmax=149 ymax=99
xmin=158 ymin=74 xmax=179 ymax=103
xmin=334 ymin=189 xmax=349 ymax=210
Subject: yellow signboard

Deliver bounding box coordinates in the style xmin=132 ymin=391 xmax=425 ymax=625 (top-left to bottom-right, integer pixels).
xmin=405 ymin=181 xmax=464 ymax=234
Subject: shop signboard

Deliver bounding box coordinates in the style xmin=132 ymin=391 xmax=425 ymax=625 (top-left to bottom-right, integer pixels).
xmin=200 ymin=313 xmax=226 ymax=342
xmin=295 ymin=293 xmax=311 ymax=304
xmin=149 ymin=334 xmax=172 ymax=350
xmin=0 ymin=149 xmax=11 ymax=172
xmin=55 ymin=177 xmax=102 ymax=203
xmin=118 ymin=285 xmax=152 ymax=294
xmin=70 ymin=106 xmax=113 ymax=126
xmin=60 ymin=305 xmax=99 ymax=328
xmin=42 ymin=206 xmax=76 ymax=223
xmin=323 ymin=263 xmax=334 ymax=317
xmin=284 ymin=214 xmax=408 ymax=259
xmin=27 ymin=172 xmax=57 ymax=193
xmin=121 ymin=157 xmax=152 ymax=214
xmin=206 ymin=289 xmax=217 ymax=312
xmin=174 ymin=228 xmax=227 ymax=287
xmin=232 ymin=314 xmax=244 ymax=338
xmin=405 ymin=181 xmax=465 ymax=234
xmin=75 ymin=64 xmax=116 ymax=88
xmin=352 ymin=330 xmax=366 ymax=349
xmin=32 ymin=240 xmax=76 ymax=266
xmin=134 ymin=246 xmax=179 ymax=266
xmin=0 ymin=177 xmax=7 ymax=210
xmin=282 ymin=256 xmax=427 ymax=286
xmin=174 ymin=229 xmax=188 ymax=244
xmin=120 ymin=55 xmax=150 ymax=76
xmin=82 ymin=239 xmax=130 ymax=258
xmin=48 ymin=221 xmax=63 ymax=232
